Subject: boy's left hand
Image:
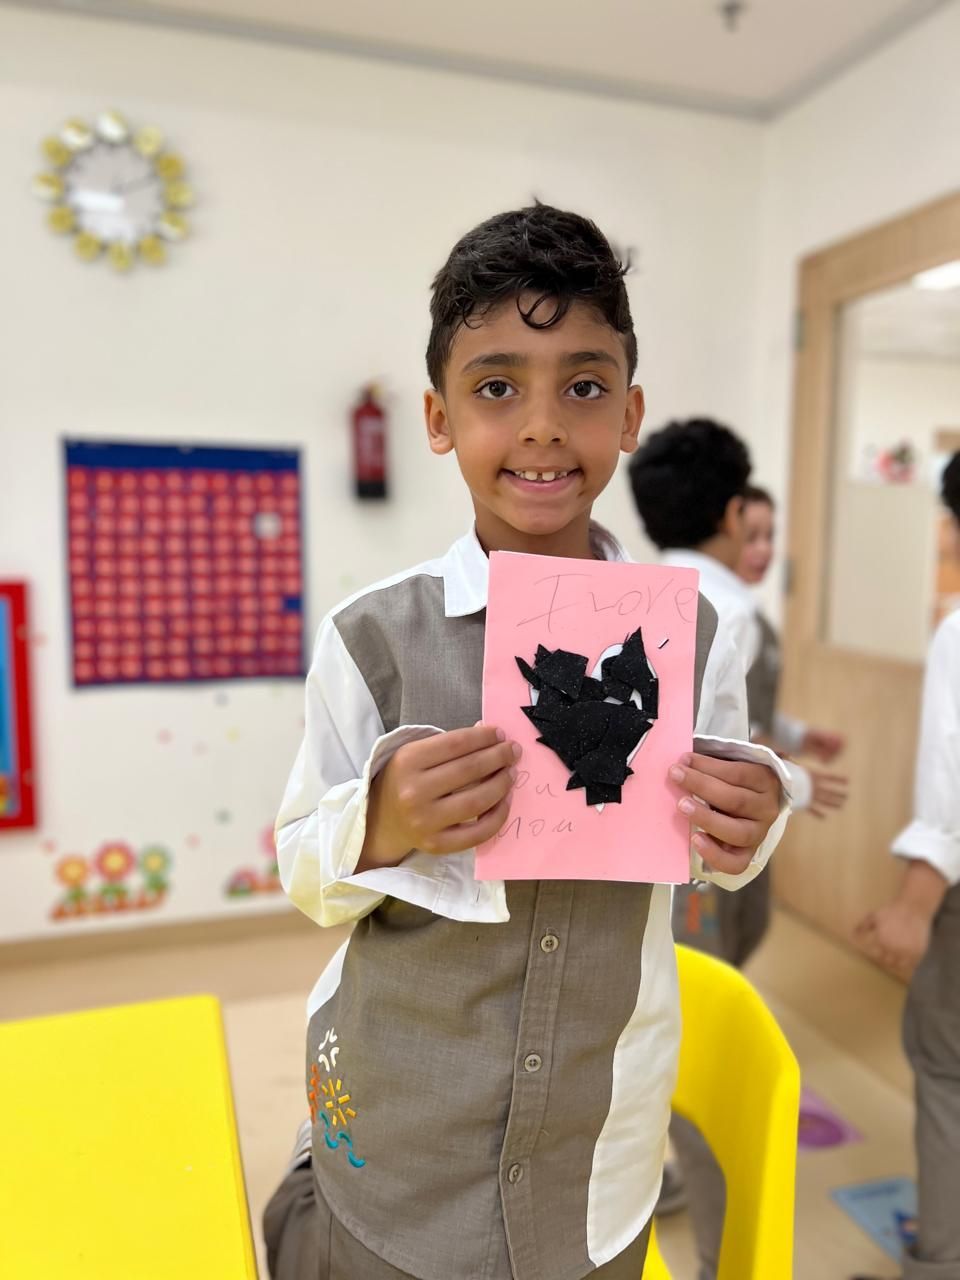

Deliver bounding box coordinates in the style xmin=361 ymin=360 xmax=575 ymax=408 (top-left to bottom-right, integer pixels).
xmin=669 ymin=753 xmax=782 ymax=877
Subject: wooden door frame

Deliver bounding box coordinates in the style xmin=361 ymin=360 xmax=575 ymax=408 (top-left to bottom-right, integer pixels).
xmin=778 ymin=191 xmax=960 ymax=952
xmin=783 ymin=190 xmax=960 ymax=683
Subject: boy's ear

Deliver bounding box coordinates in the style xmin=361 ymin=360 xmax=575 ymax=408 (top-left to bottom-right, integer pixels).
xmin=424 ymin=388 xmax=455 ymax=456
xmin=619 ymin=385 xmax=645 ymax=454
xmin=720 ymin=494 xmax=746 ymax=539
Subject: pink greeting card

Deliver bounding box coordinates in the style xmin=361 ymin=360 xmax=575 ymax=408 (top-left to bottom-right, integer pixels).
xmin=477 ymin=552 xmax=699 ymax=884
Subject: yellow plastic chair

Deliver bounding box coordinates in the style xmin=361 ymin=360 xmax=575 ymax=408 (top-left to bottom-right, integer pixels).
xmin=643 ymin=945 xmax=800 ymax=1280
xmin=0 ymin=995 xmax=258 ymax=1279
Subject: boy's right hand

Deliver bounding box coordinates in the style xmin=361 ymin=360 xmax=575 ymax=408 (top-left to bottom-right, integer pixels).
xmin=809 ymin=767 xmax=849 ymax=819
xmin=802 ymin=726 xmax=846 ymax=763
xmin=357 ymin=725 xmax=521 ymax=871
xmin=855 ymin=899 xmax=932 ymax=980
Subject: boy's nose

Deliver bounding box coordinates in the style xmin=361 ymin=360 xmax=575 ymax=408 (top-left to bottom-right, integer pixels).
xmin=519 ymin=407 xmax=567 ymax=446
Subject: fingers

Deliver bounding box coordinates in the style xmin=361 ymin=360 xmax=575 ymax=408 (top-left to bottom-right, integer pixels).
xmin=680 ymin=795 xmax=765 ymax=850
xmin=681 ymin=753 xmax=773 ymax=794
xmin=810 ymin=773 xmax=848 ymax=820
xmin=427 ymin=796 xmax=513 ymax=857
xmin=431 ymin=766 xmax=516 ymax=834
xmin=854 ymin=913 xmax=876 ymax=939
xmin=812 ymin=774 xmax=848 ymax=808
xmin=690 ymin=832 xmax=756 ymax=877
xmin=671 ymin=759 xmax=776 ymax=824
xmin=425 ymin=739 xmax=521 ymax=801
xmin=411 ymin=724 xmax=509 ymax=770
xmin=812 ymin=732 xmax=846 ymax=763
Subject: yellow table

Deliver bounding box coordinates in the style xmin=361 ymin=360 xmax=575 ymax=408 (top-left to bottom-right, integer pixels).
xmin=0 ymin=994 xmax=258 ymax=1277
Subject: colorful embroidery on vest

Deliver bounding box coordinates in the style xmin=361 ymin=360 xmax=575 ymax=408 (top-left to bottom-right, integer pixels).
xmin=309 ymin=1027 xmax=365 ymax=1169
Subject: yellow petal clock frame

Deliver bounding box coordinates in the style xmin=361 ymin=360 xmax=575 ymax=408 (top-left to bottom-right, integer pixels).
xmin=32 ymin=109 xmax=195 ymax=271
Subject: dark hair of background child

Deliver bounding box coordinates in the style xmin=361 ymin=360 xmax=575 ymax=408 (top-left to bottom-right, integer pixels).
xmin=627 ymin=418 xmax=752 ymax=550
xmin=942 ymin=450 xmax=960 ymax=523
xmin=744 ymin=483 xmax=775 ymax=508
xmin=426 ymin=202 xmax=637 ymax=390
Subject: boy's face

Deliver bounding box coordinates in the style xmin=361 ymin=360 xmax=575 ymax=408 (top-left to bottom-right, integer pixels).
xmin=424 ymin=297 xmax=643 ymax=557
xmin=738 ymin=499 xmax=775 ymax=585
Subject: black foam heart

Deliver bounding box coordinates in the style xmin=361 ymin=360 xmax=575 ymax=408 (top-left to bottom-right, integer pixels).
xmin=516 ymin=627 xmax=659 ymax=807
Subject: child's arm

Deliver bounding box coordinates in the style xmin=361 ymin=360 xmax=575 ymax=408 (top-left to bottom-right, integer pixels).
xmin=770 ymin=713 xmax=846 ymax=764
xmin=856 ymin=861 xmax=947 ymax=980
xmin=774 ymin=757 xmax=847 ymax=818
xmin=276 ymin=614 xmax=517 ymax=927
xmin=855 ymin=614 xmax=960 ymax=976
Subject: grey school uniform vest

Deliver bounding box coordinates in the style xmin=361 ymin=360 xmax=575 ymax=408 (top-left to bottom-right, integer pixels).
xmin=744 ymin=612 xmax=781 ymax=738
xmin=674 ymin=609 xmax=778 ymax=964
xmin=306 ymin=576 xmax=718 ymax=1280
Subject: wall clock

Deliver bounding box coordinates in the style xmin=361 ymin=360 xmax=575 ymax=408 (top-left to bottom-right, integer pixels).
xmin=32 ymin=109 xmax=194 ymax=271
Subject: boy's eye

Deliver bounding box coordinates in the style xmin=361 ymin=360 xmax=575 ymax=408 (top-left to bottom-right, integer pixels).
xmin=477 ymin=380 xmax=516 ymax=400
xmin=568 ymin=379 xmax=605 ymax=400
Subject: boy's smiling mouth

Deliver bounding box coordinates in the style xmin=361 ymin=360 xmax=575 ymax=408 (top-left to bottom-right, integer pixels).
xmin=503 ymin=468 xmax=581 ymax=487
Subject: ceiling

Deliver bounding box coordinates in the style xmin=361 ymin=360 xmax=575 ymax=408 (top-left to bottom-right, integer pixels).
xmin=854 ymin=275 xmax=960 ymax=362
xmin=10 ymin=0 xmax=952 ymax=118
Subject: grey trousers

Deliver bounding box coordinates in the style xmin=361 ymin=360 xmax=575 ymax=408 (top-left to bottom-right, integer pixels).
xmin=901 ymin=886 xmax=960 ymax=1279
xmin=669 ymin=870 xmax=772 ymax=1280
xmin=263 ymin=1162 xmax=651 ymax=1280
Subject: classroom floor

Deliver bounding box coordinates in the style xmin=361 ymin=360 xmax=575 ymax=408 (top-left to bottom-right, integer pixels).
xmin=0 ymin=907 xmax=911 ymax=1279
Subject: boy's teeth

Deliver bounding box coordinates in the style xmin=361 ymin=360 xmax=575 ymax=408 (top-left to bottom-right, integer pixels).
xmin=515 ymin=470 xmax=568 ymax=482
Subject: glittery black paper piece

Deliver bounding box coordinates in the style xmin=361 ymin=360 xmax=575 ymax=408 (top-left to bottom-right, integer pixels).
xmin=515 ymin=629 xmax=660 ymax=806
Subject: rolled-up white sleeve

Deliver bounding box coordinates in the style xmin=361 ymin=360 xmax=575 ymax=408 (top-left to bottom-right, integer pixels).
xmin=771 ymin=711 xmax=808 ymax=756
xmin=690 ymin=622 xmax=792 ymax=890
xmin=891 ymin=616 xmax=960 ymax=884
xmin=782 ymin=760 xmax=813 ymax=812
xmin=275 ymin=613 xmax=509 ymax=928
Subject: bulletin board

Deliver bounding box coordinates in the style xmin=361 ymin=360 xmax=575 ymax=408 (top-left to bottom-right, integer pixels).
xmin=64 ymin=440 xmax=305 ymax=686
xmin=0 ymin=582 xmax=37 ymax=831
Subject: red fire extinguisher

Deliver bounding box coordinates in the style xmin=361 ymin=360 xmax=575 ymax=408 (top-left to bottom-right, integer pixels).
xmin=351 ymin=385 xmax=388 ymax=500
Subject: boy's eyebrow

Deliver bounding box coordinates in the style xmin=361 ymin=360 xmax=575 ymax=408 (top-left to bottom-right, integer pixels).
xmin=459 ymin=350 xmax=621 ymax=375
xmin=561 ymin=350 xmax=621 ymax=369
xmin=459 ymin=352 xmax=528 ymax=375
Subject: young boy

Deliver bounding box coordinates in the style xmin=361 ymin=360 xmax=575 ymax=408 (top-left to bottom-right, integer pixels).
xmin=856 ymin=452 xmax=960 ymax=1280
xmin=263 ymin=204 xmax=790 ymax=1280
xmin=738 ymin=485 xmax=847 ymax=806
xmin=629 ymin=420 xmax=778 ymax=967
xmin=628 ymin=424 xmax=843 ymax=1278
xmin=629 ymin=425 xmax=846 ymax=962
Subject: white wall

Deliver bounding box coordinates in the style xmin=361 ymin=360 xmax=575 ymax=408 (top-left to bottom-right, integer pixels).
xmin=0 ymin=6 xmax=764 ymax=940
xmin=827 ymin=354 xmax=960 ymax=661
xmin=754 ymin=0 xmax=960 ymax=621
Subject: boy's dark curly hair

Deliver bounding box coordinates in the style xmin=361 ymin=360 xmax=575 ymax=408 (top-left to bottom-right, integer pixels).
xmin=942 ymin=450 xmax=960 ymax=523
xmin=627 ymin=418 xmax=752 ymax=550
xmin=427 ymin=203 xmax=637 ymax=389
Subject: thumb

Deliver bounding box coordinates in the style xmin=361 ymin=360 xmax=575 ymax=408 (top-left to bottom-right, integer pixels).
xmin=854 ymin=912 xmax=876 ymax=938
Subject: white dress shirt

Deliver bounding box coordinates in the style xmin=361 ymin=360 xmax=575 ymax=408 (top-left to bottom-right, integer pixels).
xmin=274 ymin=524 xmax=793 ymax=1276
xmin=893 ymin=610 xmax=960 ymax=883
xmin=277 ymin=526 xmax=793 ymax=931
xmin=659 ymin=548 xmax=813 ymax=809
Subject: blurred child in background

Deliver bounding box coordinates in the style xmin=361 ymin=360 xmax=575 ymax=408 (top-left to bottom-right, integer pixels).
xmin=857 ymin=452 xmax=960 ymax=1280
xmin=629 ymin=425 xmax=846 ymax=1279
xmin=738 ymin=484 xmax=847 ymax=816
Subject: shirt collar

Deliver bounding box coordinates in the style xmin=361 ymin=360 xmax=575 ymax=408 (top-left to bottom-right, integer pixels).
xmin=659 ymin=548 xmax=753 ymax=609
xmin=441 ymin=522 xmax=631 ymax=618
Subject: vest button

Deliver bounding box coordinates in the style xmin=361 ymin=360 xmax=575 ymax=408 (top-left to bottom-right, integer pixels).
xmin=507 ymin=1163 xmax=524 ymax=1185
xmin=540 ymin=933 xmax=560 ymax=953
xmin=523 ymin=1053 xmax=543 ymax=1073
